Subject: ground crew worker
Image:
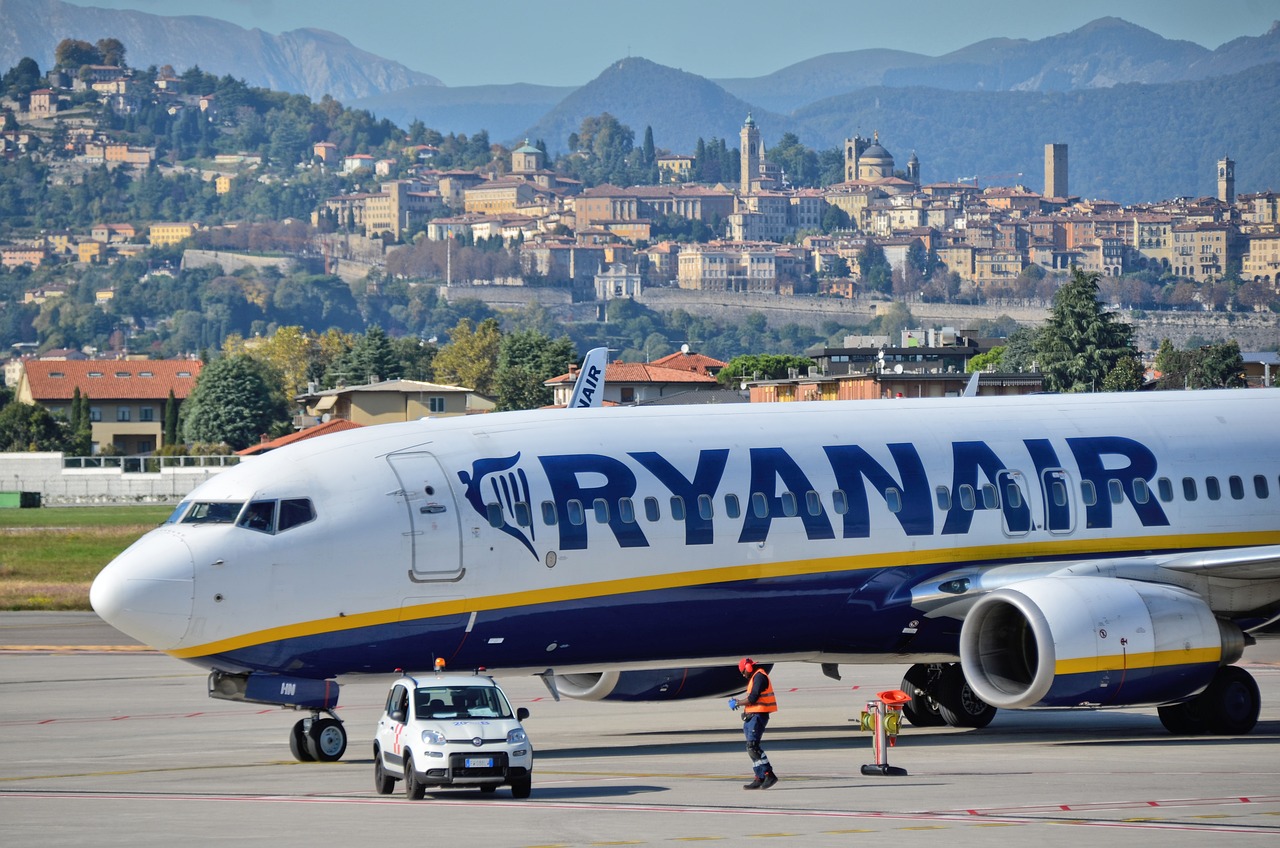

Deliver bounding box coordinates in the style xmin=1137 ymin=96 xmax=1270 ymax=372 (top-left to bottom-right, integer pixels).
xmin=729 ymin=657 xmax=778 ymax=789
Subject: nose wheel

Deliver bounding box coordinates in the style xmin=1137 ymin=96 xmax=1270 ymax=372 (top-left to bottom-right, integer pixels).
xmin=288 ymin=713 xmax=348 ymax=762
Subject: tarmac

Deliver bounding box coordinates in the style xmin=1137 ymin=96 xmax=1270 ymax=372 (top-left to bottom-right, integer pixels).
xmin=2 ymin=612 xmax=1278 ymax=847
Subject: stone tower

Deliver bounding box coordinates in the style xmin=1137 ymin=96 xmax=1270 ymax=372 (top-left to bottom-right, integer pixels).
xmin=1218 ymin=156 xmax=1235 ymax=204
xmin=1044 ymin=143 xmax=1068 ymax=199
xmin=844 ymin=134 xmax=869 ymax=182
xmin=907 ymin=151 xmax=920 ymax=185
xmin=740 ymin=113 xmax=760 ymax=195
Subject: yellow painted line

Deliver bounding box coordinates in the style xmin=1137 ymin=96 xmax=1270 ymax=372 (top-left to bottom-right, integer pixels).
xmin=900 ymin=825 xmax=948 ymax=830
xmin=822 ymin=829 xmax=875 ymax=834
xmin=168 ymin=529 xmax=1280 ymax=660
xmin=749 ymin=834 xmax=798 ymax=838
xmin=672 ymin=839 xmax=726 ymax=842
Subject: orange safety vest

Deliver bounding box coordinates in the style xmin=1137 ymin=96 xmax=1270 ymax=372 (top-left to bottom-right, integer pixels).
xmin=744 ymin=669 xmax=778 ymax=713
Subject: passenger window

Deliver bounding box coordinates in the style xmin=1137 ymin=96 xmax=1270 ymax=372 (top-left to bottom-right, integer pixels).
xmin=751 ymin=492 xmax=769 ymax=518
xmin=1108 ymin=479 xmax=1124 ymax=505
xmin=832 ymin=489 xmax=849 ymax=515
xmin=1081 ymin=480 xmax=1097 ymax=506
xmin=1229 ymin=476 xmax=1244 ymax=500
xmin=723 ymin=494 xmax=741 ymax=519
xmin=1254 ymin=475 xmax=1269 ymax=499
xmin=885 ymin=488 xmax=902 ymax=514
xmin=805 ymin=490 xmax=822 ymax=516
xmin=619 ymin=497 xmax=636 ymax=524
xmin=1133 ymin=479 xmax=1150 ymax=505
xmin=670 ymin=496 xmax=686 ymax=521
xmin=238 ymin=500 xmax=275 ymax=533
xmin=980 ymin=484 xmax=998 ymax=510
xmin=644 ymin=496 xmax=660 ymax=522
xmin=593 ymin=498 xmax=610 ymax=524
xmin=1051 ymin=480 xmax=1068 ymax=508
xmin=1182 ymin=477 xmax=1198 ymax=501
xmin=1158 ymin=477 xmax=1174 ymax=502
xmin=934 ymin=486 xmax=950 ymax=511
xmin=780 ymin=491 xmax=798 ymax=517
xmin=513 ymin=502 xmax=531 ymax=527
xmin=697 ymin=494 xmax=714 ymax=520
xmin=277 ymin=498 xmax=314 ymax=531
xmin=958 ymin=484 xmax=975 ymax=511
xmin=485 ymin=503 xmax=504 ymax=528
xmin=1206 ymin=477 xmax=1221 ymax=501
xmin=567 ymin=499 xmax=585 ymax=525
xmin=541 ymin=500 xmax=558 ymax=526
xmin=1004 ymin=482 xmax=1023 ymax=509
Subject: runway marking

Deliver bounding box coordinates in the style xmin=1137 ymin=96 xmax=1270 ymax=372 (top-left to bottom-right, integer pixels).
xmin=0 ymin=645 xmax=153 ymax=653
xmin=1 ymin=789 xmax=1277 ymax=835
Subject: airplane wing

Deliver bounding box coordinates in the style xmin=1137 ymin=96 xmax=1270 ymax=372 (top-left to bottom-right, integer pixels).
xmin=1155 ymin=544 xmax=1280 ymax=580
xmin=567 ymin=347 xmax=608 ymax=408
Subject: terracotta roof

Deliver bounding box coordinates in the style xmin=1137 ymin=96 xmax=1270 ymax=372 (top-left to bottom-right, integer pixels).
xmin=546 ymin=362 xmax=717 ymax=386
xmin=236 ymin=419 xmax=363 ymax=456
xmin=649 ymin=351 xmax=728 ymax=376
xmin=21 ymin=359 xmax=202 ymax=402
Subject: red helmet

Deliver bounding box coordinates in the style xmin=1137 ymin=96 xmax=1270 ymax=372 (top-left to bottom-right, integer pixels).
xmin=738 ymin=658 xmax=755 ymax=674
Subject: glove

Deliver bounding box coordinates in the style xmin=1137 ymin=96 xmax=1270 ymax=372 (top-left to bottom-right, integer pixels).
xmin=728 ymin=697 xmax=739 ymax=711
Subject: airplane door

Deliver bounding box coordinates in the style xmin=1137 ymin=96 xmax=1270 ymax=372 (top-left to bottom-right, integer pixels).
xmin=387 ymin=452 xmax=465 ymax=583
xmin=996 ymin=470 xmax=1032 ymax=536
xmin=1040 ymin=468 xmax=1075 ymax=534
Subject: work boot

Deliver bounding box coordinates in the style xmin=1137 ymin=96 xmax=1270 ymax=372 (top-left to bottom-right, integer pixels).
xmin=743 ymin=777 xmax=763 ymax=789
xmin=760 ymin=771 xmax=778 ymax=789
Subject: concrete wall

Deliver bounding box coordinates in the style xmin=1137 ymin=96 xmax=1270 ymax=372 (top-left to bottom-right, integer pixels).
xmin=0 ymin=452 xmax=236 ymax=505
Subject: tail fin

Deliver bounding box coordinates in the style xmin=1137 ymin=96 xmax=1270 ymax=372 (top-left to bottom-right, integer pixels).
xmin=568 ymin=347 xmax=608 ymax=408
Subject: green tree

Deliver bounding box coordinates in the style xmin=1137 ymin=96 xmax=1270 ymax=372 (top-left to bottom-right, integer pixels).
xmin=328 ymin=325 xmax=400 ymax=386
xmin=495 ymin=330 xmax=577 ymax=411
xmin=1155 ymin=338 xmax=1246 ymax=389
xmin=432 ymin=318 xmax=502 ymax=396
xmin=0 ymin=401 xmax=73 ymax=452
xmin=966 ymin=346 xmax=1005 ymax=373
xmin=182 ymin=355 xmax=290 ymax=450
xmin=857 ymin=243 xmax=892 ymax=294
xmin=163 ymin=389 xmax=179 ymax=447
xmin=1035 ymin=267 xmax=1138 ymax=393
xmin=717 ymin=353 xmax=816 ymax=386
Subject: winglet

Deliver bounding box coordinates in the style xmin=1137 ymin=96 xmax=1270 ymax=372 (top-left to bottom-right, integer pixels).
xmin=568 ymin=347 xmax=608 ymax=408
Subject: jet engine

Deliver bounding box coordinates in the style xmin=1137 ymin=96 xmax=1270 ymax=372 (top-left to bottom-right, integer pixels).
xmin=551 ymin=666 xmax=749 ymax=701
xmin=959 ymin=576 xmax=1244 ymax=709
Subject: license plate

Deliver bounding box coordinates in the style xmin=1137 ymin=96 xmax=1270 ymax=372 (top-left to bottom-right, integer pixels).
xmin=464 ymin=757 xmax=493 ymax=768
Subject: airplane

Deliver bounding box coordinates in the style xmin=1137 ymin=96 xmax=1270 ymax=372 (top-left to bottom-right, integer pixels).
xmin=90 ymin=389 xmax=1280 ymax=762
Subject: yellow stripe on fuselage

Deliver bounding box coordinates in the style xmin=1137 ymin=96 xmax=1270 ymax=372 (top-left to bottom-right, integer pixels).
xmin=167 ymin=529 xmax=1280 ymax=661
xmin=1054 ymin=647 xmax=1222 ymax=676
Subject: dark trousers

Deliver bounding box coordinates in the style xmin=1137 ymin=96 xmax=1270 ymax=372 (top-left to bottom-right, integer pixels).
xmin=743 ymin=712 xmax=772 ymax=779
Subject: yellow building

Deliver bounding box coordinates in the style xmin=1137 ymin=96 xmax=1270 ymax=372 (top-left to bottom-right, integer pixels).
xmin=78 ymin=241 xmax=104 ymax=264
xmin=215 ymin=175 xmax=232 ymax=195
xmin=148 ymin=222 xmax=199 ymax=247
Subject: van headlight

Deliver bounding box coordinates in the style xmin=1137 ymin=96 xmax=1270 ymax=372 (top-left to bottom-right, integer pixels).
xmin=421 ymin=728 xmax=446 ymax=746
xmin=506 ymin=728 xmax=527 ymax=744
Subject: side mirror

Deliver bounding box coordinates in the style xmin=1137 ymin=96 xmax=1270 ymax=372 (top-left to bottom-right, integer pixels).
xmin=390 ymin=710 xmax=406 ymax=723
xmin=516 ymin=707 xmax=530 ymax=722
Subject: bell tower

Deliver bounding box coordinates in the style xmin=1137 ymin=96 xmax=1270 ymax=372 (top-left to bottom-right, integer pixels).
xmin=1218 ymin=156 xmax=1235 ymax=205
xmin=740 ymin=113 xmax=759 ymax=196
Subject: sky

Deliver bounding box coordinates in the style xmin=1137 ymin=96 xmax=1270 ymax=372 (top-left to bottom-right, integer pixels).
xmin=67 ymin=0 xmax=1279 ymax=87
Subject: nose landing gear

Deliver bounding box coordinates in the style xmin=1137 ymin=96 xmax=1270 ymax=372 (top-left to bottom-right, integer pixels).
xmin=289 ymin=712 xmax=348 ymax=762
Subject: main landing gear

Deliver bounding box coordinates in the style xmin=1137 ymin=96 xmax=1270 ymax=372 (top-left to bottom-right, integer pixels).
xmin=900 ymin=662 xmax=996 ymax=729
xmin=1157 ymin=665 xmax=1261 ymax=736
xmin=288 ymin=711 xmax=349 ymax=762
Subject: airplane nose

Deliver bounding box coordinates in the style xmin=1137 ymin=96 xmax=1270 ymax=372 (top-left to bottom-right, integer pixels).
xmin=91 ymin=529 xmax=195 ymax=651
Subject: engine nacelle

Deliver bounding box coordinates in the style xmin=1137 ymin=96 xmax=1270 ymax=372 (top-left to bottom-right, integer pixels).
xmin=959 ymin=576 xmax=1244 ymax=709
xmin=552 ymin=666 xmax=749 ymax=702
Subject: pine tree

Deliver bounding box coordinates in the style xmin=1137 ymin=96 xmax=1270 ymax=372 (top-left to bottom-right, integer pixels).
xmin=1035 ymin=267 xmax=1139 ymax=393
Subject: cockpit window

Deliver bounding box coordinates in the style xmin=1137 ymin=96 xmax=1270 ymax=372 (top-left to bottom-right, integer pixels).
xmin=238 ymin=500 xmax=276 ymax=533
xmin=277 ymin=498 xmax=315 ymax=531
xmin=164 ymin=501 xmax=191 ymax=524
xmin=182 ymin=501 xmax=244 ymax=524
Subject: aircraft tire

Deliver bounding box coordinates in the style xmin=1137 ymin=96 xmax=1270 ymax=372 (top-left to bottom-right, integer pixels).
xmin=289 ymin=719 xmax=315 ymax=762
xmin=306 ymin=717 xmax=348 ymax=762
xmin=511 ymin=776 xmax=532 ymax=799
xmin=373 ymin=747 xmax=396 ymax=795
xmin=1202 ymin=665 xmax=1260 ymax=735
xmin=936 ymin=663 xmax=997 ymax=729
xmin=901 ymin=664 xmax=946 ymax=727
xmin=404 ymin=754 xmax=426 ymax=800
xmin=1157 ymin=700 xmax=1207 ymax=735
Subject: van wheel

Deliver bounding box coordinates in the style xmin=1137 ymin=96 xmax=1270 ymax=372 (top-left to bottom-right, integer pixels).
xmin=403 ymin=754 xmax=425 ymax=800
xmin=511 ymin=776 xmax=532 ymax=799
xmin=373 ymin=748 xmax=395 ymax=795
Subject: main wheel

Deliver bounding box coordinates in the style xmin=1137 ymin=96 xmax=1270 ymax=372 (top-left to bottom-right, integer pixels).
xmin=510 ymin=776 xmax=532 ymax=799
xmin=1201 ymin=665 xmax=1260 ymax=735
xmin=373 ymin=747 xmax=396 ymax=795
xmin=900 ymin=663 xmax=946 ymax=727
xmin=307 ymin=717 xmax=347 ymax=762
xmin=289 ymin=719 xmax=315 ymax=762
xmin=403 ymin=754 xmax=426 ymax=800
xmin=1158 ymin=700 xmax=1208 ymax=735
xmin=935 ymin=663 xmax=996 ymax=729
